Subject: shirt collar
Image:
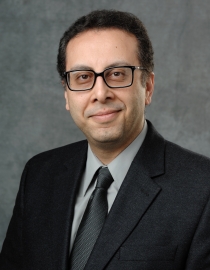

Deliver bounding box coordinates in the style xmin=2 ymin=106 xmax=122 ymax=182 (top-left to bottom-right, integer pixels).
xmin=81 ymin=120 xmax=148 ymax=196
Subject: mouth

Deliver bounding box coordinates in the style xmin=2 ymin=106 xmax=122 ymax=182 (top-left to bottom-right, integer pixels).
xmin=90 ymin=109 xmax=121 ymax=123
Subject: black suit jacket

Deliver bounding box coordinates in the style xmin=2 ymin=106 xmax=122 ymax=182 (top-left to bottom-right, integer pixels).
xmin=1 ymin=121 xmax=210 ymax=270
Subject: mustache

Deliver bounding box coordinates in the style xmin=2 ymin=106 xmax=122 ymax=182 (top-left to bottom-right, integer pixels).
xmin=85 ymin=103 xmax=125 ymax=118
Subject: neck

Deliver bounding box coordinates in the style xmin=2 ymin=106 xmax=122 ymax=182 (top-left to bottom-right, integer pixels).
xmin=89 ymin=145 xmax=122 ymax=165
xmin=89 ymin=129 xmax=143 ymax=165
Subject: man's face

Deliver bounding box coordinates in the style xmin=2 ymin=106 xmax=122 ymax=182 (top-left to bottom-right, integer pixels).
xmin=64 ymin=29 xmax=154 ymax=154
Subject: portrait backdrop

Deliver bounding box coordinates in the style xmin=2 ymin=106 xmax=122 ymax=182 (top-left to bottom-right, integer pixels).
xmin=0 ymin=0 xmax=210 ymax=250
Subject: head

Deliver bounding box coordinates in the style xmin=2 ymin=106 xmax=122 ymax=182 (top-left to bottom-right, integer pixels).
xmin=57 ymin=10 xmax=155 ymax=163
xmin=57 ymin=10 xmax=154 ymax=87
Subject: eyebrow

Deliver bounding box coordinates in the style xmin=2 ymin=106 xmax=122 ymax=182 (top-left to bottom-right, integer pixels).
xmin=106 ymin=61 xmax=132 ymax=68
xmin=68 ymin=61 xmax=132 ymax=72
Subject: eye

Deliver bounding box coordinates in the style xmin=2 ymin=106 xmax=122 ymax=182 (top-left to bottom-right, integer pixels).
xmin=79 ymin=74 xmax=89 ymax=80
xmin=113 ymin=71 xmax=122 ymax=77
xmin=110 ymin=70 xmax=125 ymax=77
xmin=76 ymin=73 xmax=91 ymax=80
xmin=107 ymin=68 xmax=126 ymax=81
xmin=72 ymin=71 xmax=94 ymax=83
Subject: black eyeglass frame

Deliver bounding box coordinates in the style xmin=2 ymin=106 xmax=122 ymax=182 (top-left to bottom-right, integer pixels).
xmin=63 ymin=66 xmax=147 ymax=91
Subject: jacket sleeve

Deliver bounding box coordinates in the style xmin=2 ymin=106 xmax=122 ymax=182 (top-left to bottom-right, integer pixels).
xmin=0 ymin=163 xmax=28 ymax=270
xmin=185 ymin=194 xmax=210 ymax=269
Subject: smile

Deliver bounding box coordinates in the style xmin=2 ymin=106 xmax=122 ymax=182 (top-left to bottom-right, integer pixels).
xmin=90 ymin=110 xmax=121 ymax=123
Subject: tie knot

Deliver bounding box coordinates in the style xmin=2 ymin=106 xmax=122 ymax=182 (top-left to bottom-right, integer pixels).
xmin=96 ymin=167 xmax=113 ymax=190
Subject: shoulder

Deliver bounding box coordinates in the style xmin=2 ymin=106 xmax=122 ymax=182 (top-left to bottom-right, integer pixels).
xmin=25 ymin=140 xmax=88 ymax=170
xmin=165 ymin=139 xmax=210 ymax=172
xmin=147 ymin=119 xmax=210 ymax=168
xmin=161 ymin=139 xmax=210 ymax=199
xmin=145 ymin=120 xmax=210 ymax=180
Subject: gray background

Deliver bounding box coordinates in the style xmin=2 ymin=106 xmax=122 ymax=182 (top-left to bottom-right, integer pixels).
xmin=0 ymin=0 xmax=210 ymax=250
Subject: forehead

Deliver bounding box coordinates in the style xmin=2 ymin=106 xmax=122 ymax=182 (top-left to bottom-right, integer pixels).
xmin=65 ymin=29 xmax=139 ymax=71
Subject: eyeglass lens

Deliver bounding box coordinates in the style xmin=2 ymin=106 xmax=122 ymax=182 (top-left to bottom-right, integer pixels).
xmin=67 ymin=67 xmax=133 ymax=91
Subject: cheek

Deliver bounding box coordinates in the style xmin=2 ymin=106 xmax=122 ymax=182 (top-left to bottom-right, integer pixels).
xmin=127 ymin=87 xmax=145 ymax=113
xmin=68 ymin=97 xmax=86 ymax=124
xmin=69 ymin=101 xmax=79 ymax=117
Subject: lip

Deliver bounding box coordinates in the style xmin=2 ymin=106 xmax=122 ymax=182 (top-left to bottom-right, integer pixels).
xmin=90 ymin=109 xmax=121 ymax=122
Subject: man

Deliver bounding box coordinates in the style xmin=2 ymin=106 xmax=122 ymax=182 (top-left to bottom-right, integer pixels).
xmin=1 ymin=9 xmax=210 ymax=270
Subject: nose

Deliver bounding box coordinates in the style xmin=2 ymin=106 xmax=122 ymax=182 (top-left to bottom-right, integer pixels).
xmin=91 ymin=74 xmax=114 ymax=103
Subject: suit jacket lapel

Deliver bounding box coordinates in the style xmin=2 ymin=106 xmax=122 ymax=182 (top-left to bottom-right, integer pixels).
xmin=50 ymin=141 xmax=88 ymax=269
xmin=85 ymin=121 xmax=166 ymax=270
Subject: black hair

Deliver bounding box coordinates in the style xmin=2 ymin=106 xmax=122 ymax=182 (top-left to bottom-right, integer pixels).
xmin=57 ymin=10 xmax=154 ymax=86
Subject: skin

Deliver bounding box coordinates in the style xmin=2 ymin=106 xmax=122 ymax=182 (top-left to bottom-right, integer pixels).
xmin=64 ymin=29 xmax=154 ymax=164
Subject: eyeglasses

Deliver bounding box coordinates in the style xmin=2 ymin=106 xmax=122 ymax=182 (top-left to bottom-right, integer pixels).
xmin=63 ymin=66 xmax=147 ymax=91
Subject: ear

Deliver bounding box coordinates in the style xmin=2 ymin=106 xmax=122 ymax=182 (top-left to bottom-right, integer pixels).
xmin=61 ymin=79 xmax=67 ymax=90
xmin=145 ymin=72 xmax=155 ymax=105
xmin=64 ymin=90 xmax=70 ymax=111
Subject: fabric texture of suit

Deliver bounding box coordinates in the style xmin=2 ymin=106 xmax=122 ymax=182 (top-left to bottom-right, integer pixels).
xmin=1 ymin=120 xmax=210 ymax=270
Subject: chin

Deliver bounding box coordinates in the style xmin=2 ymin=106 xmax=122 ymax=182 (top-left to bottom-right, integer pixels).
xmin=94 ymin=134 xmax=120 ymax=143
xmin=85 ymin=126 xmax=125 ymax=145
xmin=97 ymin=138 xmax=120 ymax=144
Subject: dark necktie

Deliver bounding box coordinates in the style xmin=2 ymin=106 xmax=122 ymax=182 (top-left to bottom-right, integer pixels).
xmin=69 ymin=167 xmax=113 ymax=270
